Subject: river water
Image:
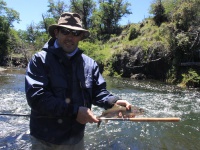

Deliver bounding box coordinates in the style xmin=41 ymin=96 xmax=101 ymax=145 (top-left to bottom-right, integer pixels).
xmin=0 ymin=68 xmax=199 ymax=150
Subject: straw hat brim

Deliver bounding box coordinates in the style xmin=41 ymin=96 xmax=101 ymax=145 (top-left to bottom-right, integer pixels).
xmin=49 ymin=24 xmax=90 ymax=39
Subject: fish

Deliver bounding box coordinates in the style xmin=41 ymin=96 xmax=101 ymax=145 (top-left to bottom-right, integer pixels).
xmin=97 ymin=104 xmax=144 ymax=127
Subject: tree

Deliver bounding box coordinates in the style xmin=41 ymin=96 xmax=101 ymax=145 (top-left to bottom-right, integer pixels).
xmin=47 ymin=0 xmax=69 ymax=20
xmin=0 ymin=16 xmax=9 ymax=64
xmin=92 ymin=0 xmax=131 ymax=36
xmin=70 ymin=0 xmax=96 ymax=29
xmin=40 ymin=13 xmax=56 ymax=33
xmin=0 ymin=0 xmax=20 ymax=64
xmin=151 ymin=0 xmax=167 ymax=26
xmin=26 ymin=21 xmax=50 ymax=51
xmin=161 ymin=0 xmax=178 ymax=18
xmin=4 ymin=7 xmax=20 ymax=27
xmin=0 ymin=0 xmax=20 ymax=27
xmin=171 ymin=1 xmax=199 ymax=31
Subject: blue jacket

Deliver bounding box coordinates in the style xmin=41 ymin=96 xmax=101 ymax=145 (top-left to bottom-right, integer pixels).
xmin=25 ymin=38 xmax=119 ymax=145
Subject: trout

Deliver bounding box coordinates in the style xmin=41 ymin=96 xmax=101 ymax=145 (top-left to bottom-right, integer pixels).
xmin=97 ymin=104 xmax=144 ymax=127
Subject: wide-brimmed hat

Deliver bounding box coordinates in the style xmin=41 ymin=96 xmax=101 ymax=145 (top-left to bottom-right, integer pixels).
xmin=48 ymin=12 xmax=90 ymax=39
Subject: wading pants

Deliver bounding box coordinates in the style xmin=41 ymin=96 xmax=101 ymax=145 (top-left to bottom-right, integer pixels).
xmin=30 ymin=135 xmax=84 ymax=150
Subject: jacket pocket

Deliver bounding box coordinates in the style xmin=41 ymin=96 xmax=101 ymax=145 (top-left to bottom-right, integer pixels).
xmin=49 ymin=73 xmax=68 ymax=98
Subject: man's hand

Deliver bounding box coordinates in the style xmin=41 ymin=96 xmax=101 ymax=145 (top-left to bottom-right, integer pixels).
xmin=115 ymin=100 xmax=132 ymax=110
xmin=76 ymin=107 xmax=99 ymax=124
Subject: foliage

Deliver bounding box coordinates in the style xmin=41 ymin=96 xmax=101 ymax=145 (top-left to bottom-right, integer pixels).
xmin=0 ymin=0 xmax=20 ymax=64
xmin=26 ymin=23 xmax=41 ymax=44
xmin=79 ymin=41 xmax=107 ymax=64
xmin=179 ymin=69 xmax=200 ymax=88
xmin=0 ymin=0 xmax=20 ymax=27
xmin=2 ymin=0 xmax=200 ymax=87
xmin=171 ymin=2 xmax=196 ymax=31
xmin=40 ymin=14 xmax=56 ymax=33
xmin=70 ymin=0 xmax=96 ymax=29
xmin=166 ymin=66 xmax=178 ymax=84
xmin=128 ymin=26 xmax=140 ymax=41
xmin=34 ymin=33 xmax=49 ymax=51
xmin=47 ymin=0 xmax=68 ymax=20
xmin=0 ymin=16 xmax=9 ymax=63
xmin=91 ymin=0 xmax=131 ymax=36
xmin=175 ymin=32 xmax=190 ymax=48
xmin=161 ymin=0 xmax=178 ymax=16
xmin=7 ymin=29 xmax=21 ymax=53
xmin=150 ymin=0 xmax=168 ymax=26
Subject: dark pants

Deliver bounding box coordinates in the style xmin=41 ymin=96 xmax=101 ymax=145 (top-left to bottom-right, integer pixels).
xmin=30 ymin=136 xmax=85 ymax=150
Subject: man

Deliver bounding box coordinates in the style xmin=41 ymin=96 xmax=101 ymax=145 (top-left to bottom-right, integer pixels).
xmin=25 ymin=12 xmax=131 ymax=150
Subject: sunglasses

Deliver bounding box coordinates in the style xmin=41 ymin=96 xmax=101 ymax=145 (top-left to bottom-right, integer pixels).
xmin=59 ymin=28 xmax=82 ymax=36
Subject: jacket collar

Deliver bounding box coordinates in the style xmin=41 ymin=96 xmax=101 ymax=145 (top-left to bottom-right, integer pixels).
xmin=42 ymin=38 xmax=83 ymax=64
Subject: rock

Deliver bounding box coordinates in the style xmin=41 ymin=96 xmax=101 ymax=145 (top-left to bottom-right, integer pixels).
xmin=131 ymin=73 xmax=146 ymax=80
xmin=111 ymin=45 xmax=171 ymax=80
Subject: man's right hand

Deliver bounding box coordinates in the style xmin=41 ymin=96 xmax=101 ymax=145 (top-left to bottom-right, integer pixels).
xmin=76 ymin=106 xmax=99 ymax=124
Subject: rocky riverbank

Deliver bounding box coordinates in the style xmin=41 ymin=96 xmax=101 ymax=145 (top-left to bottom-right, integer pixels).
xmin=0 ymin=57 xmax=27 ymax=69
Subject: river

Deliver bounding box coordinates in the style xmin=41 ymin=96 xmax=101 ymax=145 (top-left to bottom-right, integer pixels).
xmin=0 ymin=68 xmax=199 ymax=150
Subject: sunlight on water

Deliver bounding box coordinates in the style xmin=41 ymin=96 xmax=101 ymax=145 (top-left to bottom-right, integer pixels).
xmin=0 ymin=70 xmax=200 ymax=149
xmin=85 ymin=77 xmax=200 ymax=150
xmin=0 ymin=69 xmax=31 ymax=149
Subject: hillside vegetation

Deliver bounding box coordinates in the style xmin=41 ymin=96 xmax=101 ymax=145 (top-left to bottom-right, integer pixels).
xmin=1 ymin=0 xmax=200 ymax=88
xmin=79 ymin=0 xmax=200 ymax=88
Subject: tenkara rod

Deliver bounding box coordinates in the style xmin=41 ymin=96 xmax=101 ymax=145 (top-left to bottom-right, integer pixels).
xmin=0 ymin=113 xmax=52 ymax=118
xmin=0 ymin=113 xmax=30 ymax=117
xmin=99 ymin=117 xmax=181 ymax=122
xmin=0 ymin=114 xmax=181 ymax=122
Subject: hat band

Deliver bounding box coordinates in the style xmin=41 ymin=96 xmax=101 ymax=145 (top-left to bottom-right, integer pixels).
xmin=59 ymin=23 xmax=82 ymax=28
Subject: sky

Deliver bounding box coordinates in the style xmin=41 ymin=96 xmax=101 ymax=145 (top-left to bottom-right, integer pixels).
xmin=5 ymin=0 xmax=153 ymax=30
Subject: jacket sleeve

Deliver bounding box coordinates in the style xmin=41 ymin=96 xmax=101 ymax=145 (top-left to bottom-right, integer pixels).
xmin=92 ymin=61 xmax=119 ymax=109
xmin=25 ymin=52 xmax=78 ymax=118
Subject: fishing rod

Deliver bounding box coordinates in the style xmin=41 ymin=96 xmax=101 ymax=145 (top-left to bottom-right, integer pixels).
xmin=0 ymin=113 xmax=30 ymax=117
xmin=0 ymin=113 xmax=53 ymax=118
xmin=0 ymin=114 xmax=181 ymax=122
xmin=99 ymin=117 xmax=181 ymax=122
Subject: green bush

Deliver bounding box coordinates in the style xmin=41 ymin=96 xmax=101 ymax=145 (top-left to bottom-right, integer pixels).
xmin=79 ymin=41 xmax=107 ymax=64
xmin=179 ymin=69 xmax=200 ymax=88
xmin=128 ymin=27 xmax=140 ymax=41
xmin=175 ymin=32 xmax=190 ymax=48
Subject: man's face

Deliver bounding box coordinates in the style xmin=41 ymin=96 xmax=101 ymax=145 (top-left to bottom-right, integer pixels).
xmin=54 ymin=27 xmax=83 ymax=53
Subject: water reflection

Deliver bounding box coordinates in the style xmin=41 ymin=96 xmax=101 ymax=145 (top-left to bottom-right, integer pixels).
xmin=0 ymin=69 xmax=199 ymax=149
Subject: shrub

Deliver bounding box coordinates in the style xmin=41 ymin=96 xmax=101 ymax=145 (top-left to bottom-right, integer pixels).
xmin=179 ymin=69 xmax=200 ymax=88
xmin=128 ymin=27 xmax=140 ymax=41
